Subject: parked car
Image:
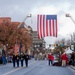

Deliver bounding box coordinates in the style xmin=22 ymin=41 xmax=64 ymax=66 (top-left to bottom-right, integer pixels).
xmin=53 ymin=54 xmax=61 ymax=66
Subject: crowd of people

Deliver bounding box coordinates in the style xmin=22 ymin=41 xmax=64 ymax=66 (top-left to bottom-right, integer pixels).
xmin=0 ymin=50 xmax=75 ymax=68
xmin=0 ymin=52 xmax=30 ymax=68
xmin=47 ymin=52 xmax=75 ymax=67
xmin=33 ymin=51 xmax=75 ymax=67
xmin=12 ymin=52 xmax=29 ymax=67
xmin=34 ymin=53 xmax=45 ymax=60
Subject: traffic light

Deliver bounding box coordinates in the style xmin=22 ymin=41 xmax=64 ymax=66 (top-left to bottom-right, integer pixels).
xmin=53 ymin=44 xmax=56 ymax=46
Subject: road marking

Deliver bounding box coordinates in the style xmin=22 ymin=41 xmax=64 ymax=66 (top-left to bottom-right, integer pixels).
xmin=2 ymin=61 xmax=38 ymax=75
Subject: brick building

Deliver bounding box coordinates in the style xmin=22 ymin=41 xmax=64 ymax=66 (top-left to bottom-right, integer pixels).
xmin=0 ymin=17 xmax=20 ymax=26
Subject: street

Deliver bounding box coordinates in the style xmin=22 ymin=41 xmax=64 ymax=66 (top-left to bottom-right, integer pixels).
xmin=0 ymin=59 xmax=75 ymax=75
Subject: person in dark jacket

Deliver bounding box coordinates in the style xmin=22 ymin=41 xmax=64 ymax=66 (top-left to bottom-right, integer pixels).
xmin=16 ymin=53 xmax=20 ymax=67
xmin=24 ymin=52 xmax=29 ymax=67
xmin=2 ymin=55 xmax=5 ymax=64
xmin=20 ymin=53 xmax=24 ymax=67
xmin=70 ymin=52 xmax=75 ymax=66
xmin=12 ymin=53 xmax=17 ymax=67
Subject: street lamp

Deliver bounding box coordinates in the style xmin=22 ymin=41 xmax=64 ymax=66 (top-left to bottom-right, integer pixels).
xmin=66 ymin=14 xmax=75 ymax=51
xmin=17 ymin=14 xmax=32 ymax=28
xmin=66 ymin=14 xmax=75 ymax=24
xmin=67 ymin=34 xmax=73 ymax=44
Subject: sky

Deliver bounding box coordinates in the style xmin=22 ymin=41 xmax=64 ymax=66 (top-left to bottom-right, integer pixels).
xmin=0 ymin=0 xmax=75 ymax=46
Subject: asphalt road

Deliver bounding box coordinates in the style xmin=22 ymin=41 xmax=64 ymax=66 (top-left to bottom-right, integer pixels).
xmin=0 ymin=59 xmax=74 ymax=75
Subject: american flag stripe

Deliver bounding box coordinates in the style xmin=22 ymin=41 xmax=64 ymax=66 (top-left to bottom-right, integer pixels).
xmin=37 ymin=15 xmax=41 ymax=38
xmin=47 ymin=20 xmax=49 ymax=36
xmin=43 ymin=15 xmax=45 ymax=37
xmin=54 ymin=20 xmax=56 ymax=37
xmin=51 ymin=20 xmax=53 ymax=36
xmin=44 ymin=16 xmax=46 ymax=37
xmin=40 ymin=15 xmax=42 ymax=38
xmin=49 ymin=21 xmax=52 ymax=36
xmin=41 ymin=15 xmax=44 ymax=38
xmin=46 ymin=20 xmax=48 ymax=36
xmin=53 ymin=20 xmax=54 ymax=36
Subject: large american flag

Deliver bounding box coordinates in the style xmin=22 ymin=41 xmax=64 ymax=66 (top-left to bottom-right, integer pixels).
xmin=37 ymin=15 xmax=58 ymax=39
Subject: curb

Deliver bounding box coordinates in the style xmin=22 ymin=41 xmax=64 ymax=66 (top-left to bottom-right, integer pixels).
xmin=70 ymin=65 xmax=75 ymax=70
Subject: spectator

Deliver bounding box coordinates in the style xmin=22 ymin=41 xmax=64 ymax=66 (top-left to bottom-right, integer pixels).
xmin=70 ymin=52 xmax=75 ymax=66
xmin=48 ymin=53 xmax=54 ymax=65
xmin=24 ymin=52 xmax=29 ymax=67
xmin=61 ymin=53 xmax=68 ymax=67
xmin=2 ymin=55 xmax=6 ymax=65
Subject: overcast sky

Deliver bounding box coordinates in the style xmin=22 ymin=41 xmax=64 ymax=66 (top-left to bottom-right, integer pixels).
xmin=0 ymin=0 xmax=75 ymax=46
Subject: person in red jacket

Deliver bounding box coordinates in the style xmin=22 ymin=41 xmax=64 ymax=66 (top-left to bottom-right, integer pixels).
xmin=61 ymin=53 xmax=68 ymax=67
xmin=48 ymin=53 xmax=54 ymax=65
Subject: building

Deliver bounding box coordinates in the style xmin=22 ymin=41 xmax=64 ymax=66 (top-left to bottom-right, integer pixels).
xmin=32 ymin=31 xmax=46 ymax=51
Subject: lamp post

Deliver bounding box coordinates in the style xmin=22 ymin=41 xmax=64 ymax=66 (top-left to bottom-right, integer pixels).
xmin=66 ymin=14 xmax=75 ymax=24
xmin=66 ymin=14 xmax=75 ymax=51
xmin=67 ymin=34 xmax=73 ymax=49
